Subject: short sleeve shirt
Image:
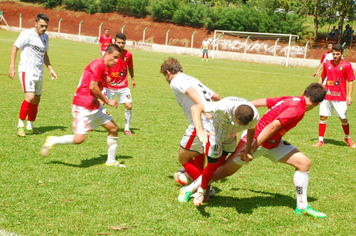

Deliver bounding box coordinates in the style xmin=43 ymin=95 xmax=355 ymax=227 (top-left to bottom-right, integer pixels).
xmin=204 ymin=97 xmax=259 ymax=139
xmin=73 ymin=59 xmax=108 ymax=110
xmin=14 ymin=28 xmax=49 ymax=75
xmin=256 ymin=96 xmax=306 ymax=149
xmin=202 ymin=40 xmax=209 ymax=49
xmin=170 ymin=73 xmax=215 ymax=125
xmin=99 ymin=34 xmax=113 ymax=51
xmin=106 ymin=49 xmax=133 ymax=90
xmin=322 ymin=60 xmax=355 ymax=101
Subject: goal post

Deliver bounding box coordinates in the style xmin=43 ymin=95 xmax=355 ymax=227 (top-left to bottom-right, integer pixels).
xmin=212 ymin=30 xmax=299 ymax=67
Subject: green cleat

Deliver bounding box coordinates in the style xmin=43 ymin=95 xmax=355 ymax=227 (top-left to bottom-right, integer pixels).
xmin=17 ymin=127 xmax=26 ymax=137
xmin=178 ymin=187 xmax=192 ymax=203
xmin=295 ymin=206 xmax=327 ymax=218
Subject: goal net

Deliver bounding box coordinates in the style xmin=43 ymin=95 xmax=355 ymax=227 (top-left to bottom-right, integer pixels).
xmin=212 ymin=30 xmax=299 ymax=66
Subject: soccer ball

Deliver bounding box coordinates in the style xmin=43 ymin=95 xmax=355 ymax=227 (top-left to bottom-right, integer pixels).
xmin=173 ymin=168 xmax=193 ymax=186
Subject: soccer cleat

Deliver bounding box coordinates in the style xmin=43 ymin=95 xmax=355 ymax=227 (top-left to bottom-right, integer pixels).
xmin=178 ymin=187 xmax=192 ymax=203
xmin=40 ymin=136 xmax=55 ymax=157
xmin=26 ymin=128 xmax=42 ymax=134
xmin=295 ymin=206 xmax=327 ymax=218
xmin=105 ymin=161 xmax=126 ymax=168
xmin=124 ymin=130 xmax=133 ymax=136
xmin=312 ymin=140 xmax=324 ymax=147
xmin=345 ymin=138 xmax=356 ymax=148
xmin=193 ymin=187 xmax=207 ymax=206
xmin=17 ymin=127 xmax=26 ymax=137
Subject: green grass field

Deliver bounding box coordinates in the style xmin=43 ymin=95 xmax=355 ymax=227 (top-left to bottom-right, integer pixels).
xmin=0 ymin=29 xmax=355 ymax=235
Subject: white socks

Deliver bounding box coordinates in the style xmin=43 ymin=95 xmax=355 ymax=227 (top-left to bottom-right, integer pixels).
xmin=27 ymin=121 xmax=34 ymax=130
xmin=294 ymin=170 xmax=309 ymax=209
xmin=185 ymin=175 xmax=202 ymax=193
xmin=51 ymin=135 xmax=75 ymax=145
xmin=107 ymin=136 xmax=118 ymax=164
xmin=124 ymin=109 xmax=132 ymax=131
xmin=18 ymin=119 xmax=25 ymax=128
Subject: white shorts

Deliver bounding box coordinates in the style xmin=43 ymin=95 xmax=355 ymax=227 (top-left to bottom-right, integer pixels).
xmin=319 ymin=100 xmax=347 ymax=119
xmin=205 ymin=135 xmax=236 ymax=159
xmin=233 ymin=131 xmax=297 ymax=165
xmin=72 ymin=105 xmax=113 ymax=134
xmin=19 ymin=71 xmax=43 ymax=95
xmin=103 ymin=87 xmax=132 ymax=104
xmin=180 ymin=125 xmax=204 ymax=154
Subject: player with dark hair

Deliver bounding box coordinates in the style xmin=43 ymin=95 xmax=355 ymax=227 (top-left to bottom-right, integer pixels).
xmin=103 ymin=32 xmax=135 ymax=136
xmin=40 ymin=45 xmax=126 ymax=167
xmin=99 ymin=28 xmax=113 ymax=57
xmin=184 ymin=83 xmax=327 ymax=218
xmin=178 ymin=97 xmax=259 ymax=206
xmin=313 ymin=44 xmax=355 ymax=148
xmin=160 ymin=57 xmax=220 ymax=190
xmin=8 ymin=13 xmax=57 ymax=137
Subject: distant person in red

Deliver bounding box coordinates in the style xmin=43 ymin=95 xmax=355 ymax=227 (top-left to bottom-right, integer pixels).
xmin=313 ymin=44 xmax=356 ymax=148
xmin=312 ymin=42 xmax=333 ymax=77
xmin=103 ymin=33 xmax=135 ymax=136
xmin=99 ymin=28 xmax=113 ymax=57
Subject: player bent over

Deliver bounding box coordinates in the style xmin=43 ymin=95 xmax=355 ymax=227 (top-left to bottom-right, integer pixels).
xmin=178 ymin=97 xmax=259 ymax=206
xmin=160 ymin=57 xmax=220 ymax=187
xmin=40 ymin=45 xmax=126 ymax=167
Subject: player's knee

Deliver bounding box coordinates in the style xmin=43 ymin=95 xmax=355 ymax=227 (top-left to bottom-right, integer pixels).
xmin=320 ymin=116 xmax=328 ymax=121
xmin=125 ymin=103 xmax=132 ymax=110
xmin=73 ymin=135 xmax=86 ymax=144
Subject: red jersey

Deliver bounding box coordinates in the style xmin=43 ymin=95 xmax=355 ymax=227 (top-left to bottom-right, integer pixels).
xmin=255 ymin=96 xmax=306 ymax=149
xmin=322 ymin=59 xmax=355 ymax=101
xmin=106 ymin=49 xmax=133 ymax=90
xmin=320 ymin=52 xmax=328 ymax=63
xmin=73 ymin=59 xmax=108 ymax=110
xmin=99 ymin=34 xmax=112 ymax=51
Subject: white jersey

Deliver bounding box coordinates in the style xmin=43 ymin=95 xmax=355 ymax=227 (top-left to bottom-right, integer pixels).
xmin=323 ymin=53 xmax=343 ymax=63
xmin=204 ymin=97 xmax=259 ymax=139
xmin=14 ymin=28 xmax=49 ymax=75
xmin=202 ymin=40 xmax=209 ymax=49
xmin=170 ymin=73 xmax=215 ymax=125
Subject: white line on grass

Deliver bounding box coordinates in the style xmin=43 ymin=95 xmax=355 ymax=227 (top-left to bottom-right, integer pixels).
xmin=0 ymin=229 xmax=22 ymax=236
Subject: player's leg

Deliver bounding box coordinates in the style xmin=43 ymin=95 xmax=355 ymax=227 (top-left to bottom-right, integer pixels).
xmin=118 ymin=88 xmax=133 ymax=136
xmin=334 ymin=101 xmax=356 ymax=148
xmin=26 ymin=75 xmax=43 ymax=133
xmin=272 ymin=142 xmax=326 ymax=218
xmin=17 ymin=72 xmax=35 ymax=136
xmin=102 ymin=120 xmax=123 ymax=167
xmin=313 ymin=100 xmax=331 ymax=146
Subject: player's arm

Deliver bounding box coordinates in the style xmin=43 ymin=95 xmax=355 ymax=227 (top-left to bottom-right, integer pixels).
xmin=251 ymin=98 xmax=267 ymax=108
xmin=211 ymin=92 xmax=221 ymax=101
xmin=312 ymin=63 xmax=323 ymax=77
xmin=90 ymin=81 xmax=118 ymax=108
xmin=347 ymin=81 xmax=353 ymax=106
xmin=8 ymin=45 xmax=19 ymax=80
xmin=44 ymin=52 xmax=57 ymax=80
xmin=128 ymin=67 xmax=135 ymax=88
xmin=99 ymin=42 xmax=102 ymax=54
xmin=252 ymin=119 xmax=281 ymax=153
xmin=191 ymin=103 xmax=208 ymax=143
xmin=243 ymin=128 xmax=255 ymax=162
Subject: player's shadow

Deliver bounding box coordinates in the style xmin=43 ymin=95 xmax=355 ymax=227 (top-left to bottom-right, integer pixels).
xmin=92 ymin=127 xmax=140 ymax=135
xmin=46 ymin=154 xmax=132 ymax=168
xmin=196 ymin=188 xmax=317 ymax=217
xmin=310 ymin=138 xmax=348 ymax=147
xmin=26 ymin=125 xmax=68 ymax=135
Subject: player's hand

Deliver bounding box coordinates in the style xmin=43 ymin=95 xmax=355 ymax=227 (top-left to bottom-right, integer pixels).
xmin=243 ymin=152 xmax=253 ymax=163
xmin=132 ymin=79 xmax=136 ymax=88
xmin=107 ymin=99 xmax=118 ymax=108
xmin=8 ymin=68 xmax=16 ymax=80
xmin=197 ymin=130 xmax=208 ymax=144
xmin=203 ymin=113 xmax=213 ymax=119
xmin=312 ymin=72 xmax=318 ymax=77
xmin=347 ymin=97 xmax=353 ymax=106
xmin=50 ymin=70 xmax=57 ymax=80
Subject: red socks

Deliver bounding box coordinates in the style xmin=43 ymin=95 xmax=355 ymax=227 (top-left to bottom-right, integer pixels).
xmin=19 ymin=100 xmax=31 ymax=120
xmin=318 ymin=123 xmax=326 ymax=137
xmin=342 ymin=123 xmax=350 ymax=136
xmin=183 ymin=159 xmax=202 ymax=180
xmin=28 ymin=103 xmax=39 ymax=121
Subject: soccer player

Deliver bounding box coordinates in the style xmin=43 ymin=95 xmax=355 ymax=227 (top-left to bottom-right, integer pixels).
xmin=8 ymin=13 xmax=57 ymax=137
xmin=312 ymin=42 xmax=333 ymax=77
xmin=103 ymin=33 xmax=135 ymax=136
xmin=99 ymin=28 xmax=113 ymax=57
xmin=313 ymin=44 xmax=356 ymax=148
xmin=178 ymin=97 xmax=259 ymax=206
xmin=193 ymin=83 xmax=327 ymax=218
xmin=160 ymin=57 xmax=220 ymax=186
xmin=40 ymin=44 xmax=126 ymax=167
xmin=201 ymin=38 xmax=209 ymax=62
